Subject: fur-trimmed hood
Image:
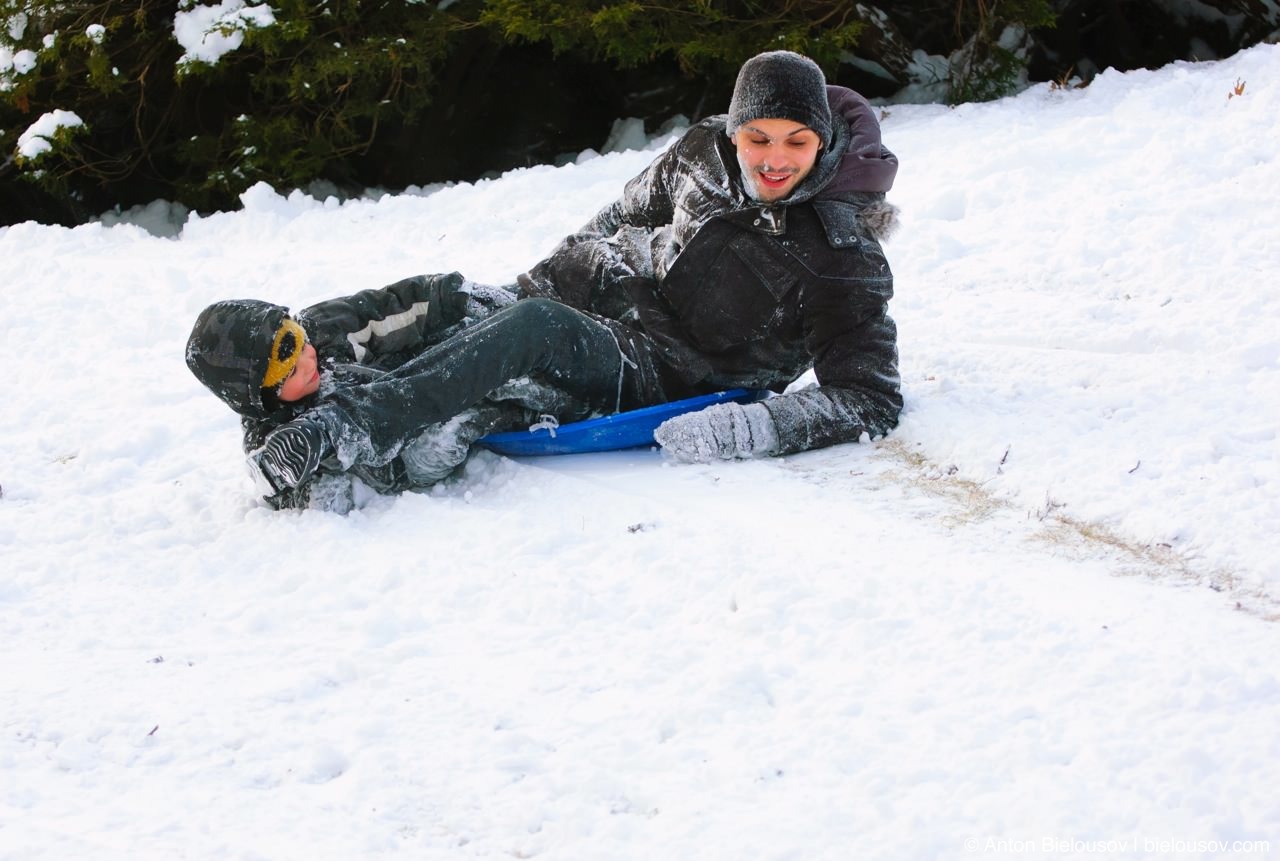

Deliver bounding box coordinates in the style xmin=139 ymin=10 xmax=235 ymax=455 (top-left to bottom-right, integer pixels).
xmin=840 ymin=192 xmax=901 ymax=244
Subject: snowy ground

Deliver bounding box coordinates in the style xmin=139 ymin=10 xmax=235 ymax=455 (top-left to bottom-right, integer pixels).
xmin=2 ymin=44 xmax=1279 ymax=860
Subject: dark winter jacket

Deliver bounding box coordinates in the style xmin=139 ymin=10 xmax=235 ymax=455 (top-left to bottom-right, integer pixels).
xmin=518 ymin=85 xmax=903 ymax=455
xmin=185 ymin=273 xmax=539 ymax=510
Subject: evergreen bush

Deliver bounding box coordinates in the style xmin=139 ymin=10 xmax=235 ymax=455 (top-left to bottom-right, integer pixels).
xmin=945 ymin=0 xmax=1056 ymax=103
xmin=1 ymin=0 xmax=478 ymax=220
xmin=478 ymin=0 xmax=866 ymax=73
xmin=0 ymin=0 xmax=1090 ymax=224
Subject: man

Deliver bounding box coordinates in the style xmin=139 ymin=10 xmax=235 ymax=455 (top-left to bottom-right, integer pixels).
xmin=247 ymin=50 xmax=902 ymax=496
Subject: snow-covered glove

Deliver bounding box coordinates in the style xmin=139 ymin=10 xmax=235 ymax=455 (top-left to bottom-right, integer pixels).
xmin=399 ymin=409 xmax=488 ymax=486
xmin=654 ymin=402 xmax=779 ymax=464
xmin=246 ymin=418 xmax=330 ymax=495
xmin=400 ymin=401 xmax=541 ymax=487
xmin=461 ymin=281 xmax=518 ymax=320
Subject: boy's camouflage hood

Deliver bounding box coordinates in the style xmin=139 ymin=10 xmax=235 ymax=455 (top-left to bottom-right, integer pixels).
xmin=185 ymin=299 xmax=290 ymax=419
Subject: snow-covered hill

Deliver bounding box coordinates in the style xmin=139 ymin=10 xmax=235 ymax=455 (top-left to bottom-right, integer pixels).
xmin=1 ymin=43 xmax=1277 ymax=860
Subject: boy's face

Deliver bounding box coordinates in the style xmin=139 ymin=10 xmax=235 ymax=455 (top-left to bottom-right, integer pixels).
xmin=278 ymin=342 xmax=320 ymax=401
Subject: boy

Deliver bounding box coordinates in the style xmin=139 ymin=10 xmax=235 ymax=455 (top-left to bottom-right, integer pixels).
xmin=185 ymin=272 xmax=585 ymax=512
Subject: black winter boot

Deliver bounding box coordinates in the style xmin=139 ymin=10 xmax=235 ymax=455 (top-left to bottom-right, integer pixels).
xmin=247 ymin=419 xmax=330 ymax=495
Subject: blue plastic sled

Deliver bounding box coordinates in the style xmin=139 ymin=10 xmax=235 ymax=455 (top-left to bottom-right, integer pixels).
xmin=476 ymin=389 xmax=767 ymax=456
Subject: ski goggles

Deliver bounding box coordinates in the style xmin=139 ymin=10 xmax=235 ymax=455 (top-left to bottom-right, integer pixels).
xmin=262 ymin=317 xmax=308 ymax=389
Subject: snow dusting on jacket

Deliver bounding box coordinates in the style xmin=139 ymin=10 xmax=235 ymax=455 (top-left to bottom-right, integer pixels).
xmin=518 ymin=85 xmax=903 ymax=455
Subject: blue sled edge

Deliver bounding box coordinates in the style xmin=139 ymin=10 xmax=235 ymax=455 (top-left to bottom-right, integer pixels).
xmin=476 ymin=389 xmax=769 ymax=456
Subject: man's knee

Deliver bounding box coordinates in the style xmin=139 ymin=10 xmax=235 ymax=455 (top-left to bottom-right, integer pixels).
xmin=497 ymin=298 xmax=607 ymax=351
xmin=507 ymin=297 xmax=577 ymax=329
xmin=498 ymin=298 xmax=624 ymax=396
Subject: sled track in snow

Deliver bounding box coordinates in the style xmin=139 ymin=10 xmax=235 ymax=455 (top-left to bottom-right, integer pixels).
xmin=779 ymin=439 xmax=1278 ymax=621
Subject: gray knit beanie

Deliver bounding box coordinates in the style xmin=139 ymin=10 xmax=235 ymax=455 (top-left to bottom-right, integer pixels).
xmin=727 ymin=51 xmax=833 ymax=147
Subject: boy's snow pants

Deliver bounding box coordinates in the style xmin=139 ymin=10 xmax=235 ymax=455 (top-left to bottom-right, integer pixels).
xmin=309 ymin=298 xmax=692 ymax=467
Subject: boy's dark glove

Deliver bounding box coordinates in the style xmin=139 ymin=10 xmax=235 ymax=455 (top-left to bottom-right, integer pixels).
xmin=247 ymin=418 xmax=330 ymax=495
xmin=462 ymin=281 xmax=518 ymax=320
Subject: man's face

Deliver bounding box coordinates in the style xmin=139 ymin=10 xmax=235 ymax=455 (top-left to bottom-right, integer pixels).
xmin=278 ymin=342 xmax=320 ymax=401
xmin=731 ymin=118 xmax=823 ymax=203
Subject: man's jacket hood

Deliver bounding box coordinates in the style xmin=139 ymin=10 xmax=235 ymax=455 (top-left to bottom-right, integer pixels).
xmin=186 ymin=299 xmax=289 ymax=419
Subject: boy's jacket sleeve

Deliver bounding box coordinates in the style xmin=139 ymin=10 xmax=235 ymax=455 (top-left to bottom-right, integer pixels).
xmin=296 ymin=272 xmax=472 ymax=363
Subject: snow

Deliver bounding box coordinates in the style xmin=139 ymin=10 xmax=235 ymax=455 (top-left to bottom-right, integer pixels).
xmin=173 ymin=0 xmax=276 ymax=67
xmin=10 ymin=47 xmax=35 ymax=73
xmin=601 ymin=117 xmax=649 ymax=154
xmin=85 ymin=23 xmax=106 ymax=45
xmin=2 ymin=43 xmax=1280 ymax=859
xmin=6 ymin=11 xmax=26 ymax=41
xmin=15 ymin=108 xmax=83 ymax=159
xmin=0 ymin=41 xmax=34 ymax=85
xmin=98 ymin=199 xmax=193 ymax=239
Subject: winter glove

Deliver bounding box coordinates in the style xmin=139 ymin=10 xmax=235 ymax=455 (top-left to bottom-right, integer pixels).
xmin=461 ymin=281 xmax=518 ymax=320
xmin=654 ymin=401 xmax=779 ymax=464
xmin=400 ymin=406 xmax=493 ymax=486
xmin=246 ymin=418 xmax=330 ymax=496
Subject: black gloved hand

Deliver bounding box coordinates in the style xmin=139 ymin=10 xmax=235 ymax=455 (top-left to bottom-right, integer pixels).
xmin=247 ymin=418 xmax=330 ymax=495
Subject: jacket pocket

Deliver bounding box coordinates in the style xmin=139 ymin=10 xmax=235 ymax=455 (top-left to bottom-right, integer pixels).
xmin=665 ymin=234 xmax=800 ymax=353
